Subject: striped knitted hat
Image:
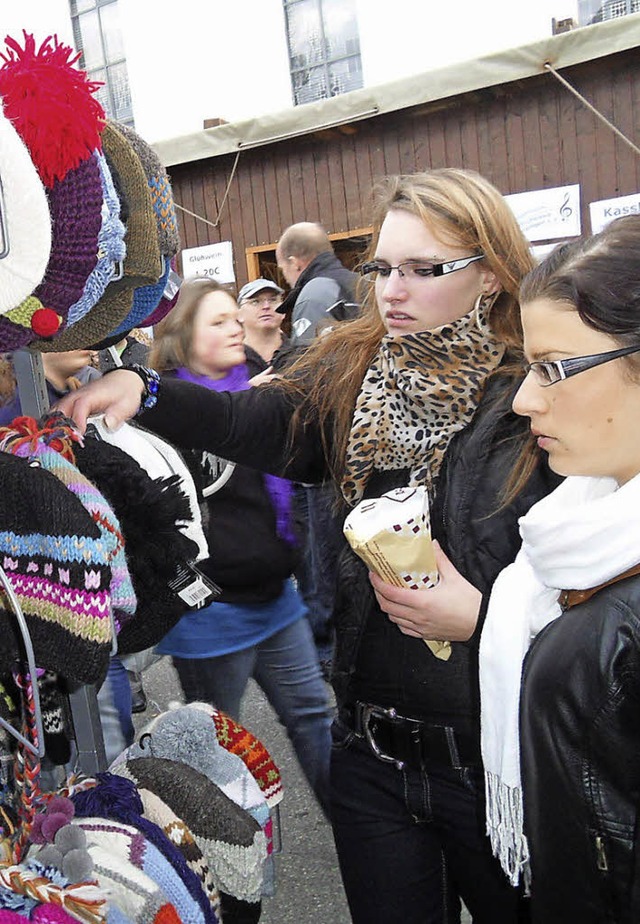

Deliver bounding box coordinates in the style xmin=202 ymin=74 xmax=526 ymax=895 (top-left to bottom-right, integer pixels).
xmin=113 ymin=757 xmax=267 ymax=904
xmin=74 ymin=819 xmax=205 ymax=924
xmin=71 ymin=774 xmax=219 ymax=924
xmin=64 ymin=151 xmax=127 ymax=332
xmin=0 ymin=451 xmax=113 ymax=685
xmin=44 ymin=122 xmax=163 ymax=352
xmin=0 ymin=415 xmax=137 ymax=631
xmin=190 ymin=704 xmax=284 ymax=808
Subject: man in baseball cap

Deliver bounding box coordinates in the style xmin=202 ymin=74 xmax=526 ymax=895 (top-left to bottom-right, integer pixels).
xmin=237 ymin=278 xmax=284 ymax=304
xmin=237 ymin=278 xmax=286 ymax=371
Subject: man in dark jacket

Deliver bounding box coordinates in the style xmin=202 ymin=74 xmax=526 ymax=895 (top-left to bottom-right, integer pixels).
xmin=275 ymin=221 xmax=359 ymax=345
xmin=275 ymin=222 xmax=359 ymax=675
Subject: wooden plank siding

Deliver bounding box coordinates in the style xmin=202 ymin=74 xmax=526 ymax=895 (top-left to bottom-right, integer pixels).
xmin=168 ymin=48 xmax=640 ymax=291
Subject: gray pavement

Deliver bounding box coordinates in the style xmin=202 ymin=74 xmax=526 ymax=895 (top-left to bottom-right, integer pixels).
xmin=135 ymin=656 xmax=471 ymax=924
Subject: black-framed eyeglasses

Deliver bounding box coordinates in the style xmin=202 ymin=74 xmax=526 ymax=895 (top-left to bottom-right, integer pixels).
xmin=360 ymin=254 xmax=484 ymax=281
xmin=524 ymin=344 xmax=640 ymax=386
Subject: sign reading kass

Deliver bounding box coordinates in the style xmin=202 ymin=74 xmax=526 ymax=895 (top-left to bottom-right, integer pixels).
xmin=181 ymin=242 xmax=235 ymax=283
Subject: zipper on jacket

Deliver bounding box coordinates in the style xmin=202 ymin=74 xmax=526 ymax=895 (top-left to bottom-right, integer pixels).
xmin=595 ymin=835 xmax=609 ymax=872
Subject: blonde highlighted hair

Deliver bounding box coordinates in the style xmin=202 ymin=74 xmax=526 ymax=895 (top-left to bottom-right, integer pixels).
xmin=279 ymin=168 xmax=535 ymax=481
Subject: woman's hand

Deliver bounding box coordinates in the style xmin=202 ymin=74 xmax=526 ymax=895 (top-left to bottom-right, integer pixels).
xmin=369 ymin=540 xmax=482 ymax=642
xmin=248 ymin=366 xmax=276 ymax=387
xmin=55 ymin=369 xmax=145 ymax=434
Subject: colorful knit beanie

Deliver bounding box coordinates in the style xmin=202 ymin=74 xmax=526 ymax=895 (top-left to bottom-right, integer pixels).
xmin=0 ymin=415 xmax=137 ymax=631
xmin=48 ymin=121 xmax=163 ymax=352
xmin=190 ymin=704 xmax=284 ymax=808
xmin=71 ymin=773 xmax=219 ymax=924
xmin=0 ymin=451 xmax=113 ymax=686
xmin=0 ymin=108 xmax=51 ymax=317
xmin=74 ymin=818 xmax=205 ymax=924
xmin=65 ymin=150 xmax=127 ymax=331
xmin=138 ymin=263 xmax=181 ymax=329
xmin=113 ymin=757 xmax=267 ymax=904
xmin=72 ymin=434 xmax=199 ymax=653
xmin=0 ymin=33 xmax=106 ymax=348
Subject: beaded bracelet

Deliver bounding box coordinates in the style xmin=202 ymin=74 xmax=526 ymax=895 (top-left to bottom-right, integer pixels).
xmin=111 ymin=364 xmax=160 ymax=415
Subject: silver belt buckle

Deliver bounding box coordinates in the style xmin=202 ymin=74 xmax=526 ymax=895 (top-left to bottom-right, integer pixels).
xmin=361 ymin=703 xmax=405 ymax=770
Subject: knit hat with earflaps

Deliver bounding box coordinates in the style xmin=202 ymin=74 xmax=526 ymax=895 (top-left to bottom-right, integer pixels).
xmin=190 ymin=703 xmax=284 ymax=808
xmin=71 ymin=773 xmax=220 ymax=924
xmin=0 ymin=108 xmax=51 ymax=318
xmin=112 ymin=757 xmax=267 ymax=904
xmin=0 ymin=451 xmax=113 ymax=686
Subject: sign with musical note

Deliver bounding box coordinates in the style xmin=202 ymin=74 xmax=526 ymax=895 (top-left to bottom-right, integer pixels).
xmin=505 ymin=185 xmax=581 ymax=242
xmin=589 ymin=192 xmax=640 ymax=235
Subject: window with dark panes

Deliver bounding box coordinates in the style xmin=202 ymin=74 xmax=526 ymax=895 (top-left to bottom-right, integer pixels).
xmin=284 ymin=0 xmax=363 ymax=106
xmin=69 ymin=0 xmax=134 ymax=127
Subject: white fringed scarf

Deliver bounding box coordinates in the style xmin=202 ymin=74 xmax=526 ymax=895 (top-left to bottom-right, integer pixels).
xmin=479 ymin=471 xmax=640 ymax=888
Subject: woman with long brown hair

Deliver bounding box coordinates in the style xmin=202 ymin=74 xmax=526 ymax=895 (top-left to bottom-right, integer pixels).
xmin=60 ymin=167 xmax=557 ymax=924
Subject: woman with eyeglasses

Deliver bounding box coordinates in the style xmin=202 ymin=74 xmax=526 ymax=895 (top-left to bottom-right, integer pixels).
xmin=58 ymin=167 xmax=557 ymax=924
xmin=481 ymin=214 xmax=640 ymax=924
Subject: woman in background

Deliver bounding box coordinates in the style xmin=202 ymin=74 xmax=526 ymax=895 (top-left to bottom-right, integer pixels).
xmin=147 ymin=277 xmax=332 ymax=818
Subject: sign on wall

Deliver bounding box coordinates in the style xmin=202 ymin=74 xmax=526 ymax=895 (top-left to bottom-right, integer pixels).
xmin=589 ymin=192 xmax=640 ymax=234
xmin=505 ymin=184 xmax=581 ymax=242
xmin=181 ymin=241 xmax=235 ymax=283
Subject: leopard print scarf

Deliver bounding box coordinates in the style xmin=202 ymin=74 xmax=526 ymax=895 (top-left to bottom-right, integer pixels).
xmin=341 ymin=297 xmax=505 ymax=506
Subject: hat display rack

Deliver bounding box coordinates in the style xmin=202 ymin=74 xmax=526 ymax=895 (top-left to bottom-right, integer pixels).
xmin=0 ymin=32 xmax=286 ymax=921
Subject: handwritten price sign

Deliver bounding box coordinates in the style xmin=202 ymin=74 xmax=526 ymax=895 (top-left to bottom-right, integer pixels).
xmin=181 ymin=241 xmax=235 ymax=283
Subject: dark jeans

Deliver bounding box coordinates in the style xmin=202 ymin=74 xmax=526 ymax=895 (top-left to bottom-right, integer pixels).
xmin=293 ymin=483 xmax=344 ymax=663
xmin=330 ymin=715 xmax=528 ymax=924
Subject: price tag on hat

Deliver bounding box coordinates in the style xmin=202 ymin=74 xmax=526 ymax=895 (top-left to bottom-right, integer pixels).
xmin=168 ymin=562 xmax=220 ymax=608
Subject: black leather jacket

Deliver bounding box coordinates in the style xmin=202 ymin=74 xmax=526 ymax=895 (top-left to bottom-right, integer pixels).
xmin=331 ymin=372 xmax=560 ymax=727
xmin=521 ymin=573 xmax=640 ymax=923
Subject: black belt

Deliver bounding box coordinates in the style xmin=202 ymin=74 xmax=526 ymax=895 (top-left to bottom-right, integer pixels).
xmin=341 ymin=701 xmax=480 ymax=771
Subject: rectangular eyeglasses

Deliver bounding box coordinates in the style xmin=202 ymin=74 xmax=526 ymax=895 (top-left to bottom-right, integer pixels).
xmin=360 ymin=254 xmax=484 ymax=281
xmin=524 ymin=344 xmax=640 ymax=386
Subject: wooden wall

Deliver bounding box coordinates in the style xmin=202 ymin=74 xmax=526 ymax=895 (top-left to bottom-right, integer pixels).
xmin=168 ymin=46 xmax=640 ymax=290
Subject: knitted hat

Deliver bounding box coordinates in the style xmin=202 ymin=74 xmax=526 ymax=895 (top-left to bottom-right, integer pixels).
xmin=0 ymin=108 xmax=51 ymax=317
xmin=138 ymin=264 xmax=181 ymax=329
xmin=94 ymin=118 xmax=180 ymax=344
xmin=74 ymin=819 xmax=205 ymax=924
xmin=0 ymin=153 xmax=104 ymax=350
xmin=67 ymin=831 xmax=181 ymax=924
xmin=64 ymin=150 xmax=127 ymax=331
xmin=115 ymin=124 xmax=179 ymax=260
xmin=0 ymin=415 xmax=136 ymax=630
xmin=43 ymin=122 xmax=162 ymax=352
xmin=85 ymin=418 xmax=208 ymax=562
xmin=120 ymin=707 xmax=269 ymax=833
xmin=0 ymin=451 xmax=113 ymax=685
xmin=71 ymin=774 xmax=219 ymax=924
xmin=72 ymin=433 xmax=199 ymax=653
xmin=113 ymin=757 xmax=267 ymax=903
xmin=0 ymin=33 xmax=104 ymax=188
xmin=190 ymin=704 xmax=283 ymax=808
xmin=37 ymin=671 xmax=72 ymax=767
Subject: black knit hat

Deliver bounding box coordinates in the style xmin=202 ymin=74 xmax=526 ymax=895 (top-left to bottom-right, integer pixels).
xmin=0 ymin=452 xmax=113 ymax=685
xmin=73 ymin=434 xmax=198 ymax=654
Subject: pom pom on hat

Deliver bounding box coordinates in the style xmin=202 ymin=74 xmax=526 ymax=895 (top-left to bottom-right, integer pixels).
xmin=0 ymin=31 xmax=105 ymax=187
